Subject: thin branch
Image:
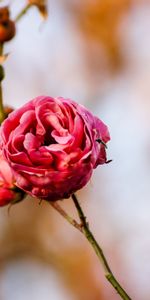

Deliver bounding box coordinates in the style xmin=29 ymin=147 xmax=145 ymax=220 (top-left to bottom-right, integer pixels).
xmin=0 ymin=43 xmax=5 ymax=124
xmin=50 ymin=201 xmax=82 ymax=232
xmin=15 ymin=4 xmax=31 ymax=22
xmin=71 ymin=194 xmax=132 ymax=300
xmin=49 ymin=195 xmax=132 ymax=299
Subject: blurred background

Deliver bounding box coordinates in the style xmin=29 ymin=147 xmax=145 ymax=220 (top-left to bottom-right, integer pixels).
xmin=0 ymin=0 xmax=150 ymax=299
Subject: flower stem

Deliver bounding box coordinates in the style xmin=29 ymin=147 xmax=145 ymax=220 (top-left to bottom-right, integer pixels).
xmin=49 ymin=194 xmax=132 ymax=300
xmin=50 ymin=201 xmax=82 ymax=232
xmin=50 ymin=195 xmax=132 ymax=299
xmin=0 ymin=43 xmax=5 ymax=124
xmin=72 ymin=194 xmax=131 ymax=300
xmin=15 ymin=4 xmax=31 ymax=22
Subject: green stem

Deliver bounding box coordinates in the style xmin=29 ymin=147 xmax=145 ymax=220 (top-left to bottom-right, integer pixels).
xmin=50 ymin=201 xmax=82 ymax=232
xmin=15 ymin=4 xmax=32 ymax=22
xmin=0 ymin=43 xmax=5 ymax=124
xmin=72 ymin=194 xmax=132 ymax=300
xmin=0 ymin=84 xmax=4 ymax=123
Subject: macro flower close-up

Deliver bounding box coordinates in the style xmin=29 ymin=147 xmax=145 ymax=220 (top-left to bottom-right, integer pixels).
xmin=0 ymin=1 xmax=149 ymax=299
xmin=0 ymin=96 xmax=110 ymax=201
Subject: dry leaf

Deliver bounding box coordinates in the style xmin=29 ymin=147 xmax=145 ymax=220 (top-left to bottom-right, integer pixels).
xmin=29 ymin=0 xmax=48 ymax=19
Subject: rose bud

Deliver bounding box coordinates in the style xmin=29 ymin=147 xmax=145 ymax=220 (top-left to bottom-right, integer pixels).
xmin=0 ymin=96 xmax=110 ymax=201
xmin=0 ymin=6 xmax=9 ymax=23
xmin=0 ymin=153 xmax=25 ymax=206
xmin=0 ymin=20 xmax=16 ymax=43
xmin=0 ymin=7 xmax=15 ymax=43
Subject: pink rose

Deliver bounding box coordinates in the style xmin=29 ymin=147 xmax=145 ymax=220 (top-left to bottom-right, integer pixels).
xmin=0 ymin=96 xmax=110 ymax=201
xmin=0 ymin=152 xmax=18 ymax=206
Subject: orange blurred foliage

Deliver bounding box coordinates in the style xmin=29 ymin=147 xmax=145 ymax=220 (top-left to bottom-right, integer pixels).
xmin=67 ymin=0 xmax=133 ymax=71
xmin=59 ymin=246 xmax=104 ymax=300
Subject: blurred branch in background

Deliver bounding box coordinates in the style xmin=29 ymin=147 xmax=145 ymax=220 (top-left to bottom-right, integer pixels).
xmin=15 ymin=0 xmax=48 ymax=22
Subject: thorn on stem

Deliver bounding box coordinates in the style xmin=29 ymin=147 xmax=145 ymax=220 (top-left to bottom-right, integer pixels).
xmin=96 ymin=138 xmax=107 ymax=148
xmin=106 ymin=159 xmax=113 ymax=164
xmin=38 ymin=199 xmax=42 ymax=205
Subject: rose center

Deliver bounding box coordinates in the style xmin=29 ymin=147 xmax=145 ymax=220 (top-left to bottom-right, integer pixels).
xmin=44 ymin=132 xmax=57 ymax=146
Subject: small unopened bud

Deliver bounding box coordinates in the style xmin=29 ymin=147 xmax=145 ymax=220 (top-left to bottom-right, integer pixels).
xmin=0 ymin=20 xmax=16 ymax=42
xmin=0 ymin=6 xmax=9 ymax=22
xmin=0 ymin=7 xmax=16 ymax=43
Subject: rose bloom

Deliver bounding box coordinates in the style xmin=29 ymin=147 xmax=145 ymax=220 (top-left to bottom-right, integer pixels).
xmin=0 ymin=153 xmax=17 ymax=206
xmin=0 ymin=96 xmax=110 ymax=201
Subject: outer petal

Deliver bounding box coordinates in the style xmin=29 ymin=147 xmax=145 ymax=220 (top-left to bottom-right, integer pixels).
xmin=0 ymin=188 xmax=15 ymax=206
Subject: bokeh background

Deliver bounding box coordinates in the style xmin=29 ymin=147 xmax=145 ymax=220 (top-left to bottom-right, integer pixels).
xmin=0 ymin=0 xmax=150 ymax=299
